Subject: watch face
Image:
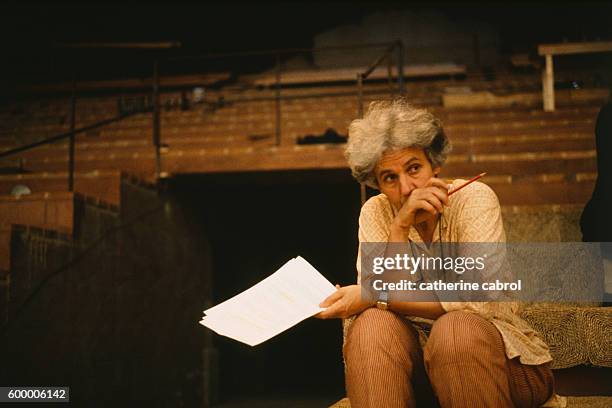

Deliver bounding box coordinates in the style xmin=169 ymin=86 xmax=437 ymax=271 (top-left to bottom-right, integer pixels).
xmin=377 ymin=290 xmax=389 ymax=310
xmin=376 ymin=300 xmax=389 ymax=310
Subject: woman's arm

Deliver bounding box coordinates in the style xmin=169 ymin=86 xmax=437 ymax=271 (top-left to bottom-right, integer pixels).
xmin=315 ymin=284 xmax=445 ymax=319
xmin=317 ymin=178 xmax=450 ymax=320
xmin=382 ymin=179 xmax=447 ymax=319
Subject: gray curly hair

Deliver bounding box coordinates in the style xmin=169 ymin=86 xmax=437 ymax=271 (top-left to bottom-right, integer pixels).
xmin=345 ymin=98 xmax=452 ymax=189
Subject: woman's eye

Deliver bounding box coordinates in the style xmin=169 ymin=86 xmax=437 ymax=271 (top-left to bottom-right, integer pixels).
xmin=408 ymin=164 xmax=421 ymax=174
xmin=383 ymin=175 xmax=397 ymax=183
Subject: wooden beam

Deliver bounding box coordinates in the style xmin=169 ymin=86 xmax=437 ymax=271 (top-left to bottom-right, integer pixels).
xmin=538 ymin=41 xmax=612 ymax=56
xmin=543 ymin=54 xmax=555 ymax=112
xmin=538 ymin=41 xmax=612 ymax=111
xmin=252 ymin=63 xmax=466 ymax=86
xmin=55 ymin=42 xmax=181 ymax=49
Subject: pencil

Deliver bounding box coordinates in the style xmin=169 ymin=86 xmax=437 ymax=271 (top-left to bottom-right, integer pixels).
xmin=448 ymin=172 xmax=487 ymax=196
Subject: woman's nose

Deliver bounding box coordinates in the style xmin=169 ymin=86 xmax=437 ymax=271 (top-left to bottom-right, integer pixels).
xmin=399 ymin=174 xmax=415 ymax=196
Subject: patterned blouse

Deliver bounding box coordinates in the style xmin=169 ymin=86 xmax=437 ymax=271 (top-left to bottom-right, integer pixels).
xmin=354 ymin=179 xmax=554 ymax=366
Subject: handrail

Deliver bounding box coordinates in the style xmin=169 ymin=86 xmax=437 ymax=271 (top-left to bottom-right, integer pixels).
xmin=357 ymin=39 xmax=404 ymax=118
xmin=0 ymin=110 xmax=144 ymax=159
xmin=2 ymin=41 xmax=402 ymax=184
xmin=361 ymin=43 xmax=396 ymax=79
xmin=1 ymin=40 xmax=176 ymax=185
xmin=159 ymin=40 xmax=399 ymax=148
xmin=68 ymin=79 xmax=76 ymax=191
xmin=356 ymin=39 xmax=405 ymax=204
xmin=153 ymin=60 xmax=162 ymax=179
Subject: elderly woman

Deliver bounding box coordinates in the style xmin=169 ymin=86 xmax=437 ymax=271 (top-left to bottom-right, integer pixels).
xmin=316 ymin=99 xmax=560 ymax=407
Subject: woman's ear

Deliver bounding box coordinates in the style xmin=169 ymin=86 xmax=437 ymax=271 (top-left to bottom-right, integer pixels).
xmin=433 ymin=166 xmax=441 ymax=177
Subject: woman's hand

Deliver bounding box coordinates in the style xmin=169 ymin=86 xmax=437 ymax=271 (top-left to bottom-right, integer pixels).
xmin=392 ymin=177 xmax=449 ymax=230
xmin=315 ymin=284 xmax=373 ymax=319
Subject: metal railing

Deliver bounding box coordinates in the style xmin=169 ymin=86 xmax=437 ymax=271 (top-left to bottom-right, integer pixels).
xmin=0 ymin=42 xmax=178 ymax=186
xmin=357 ymin=39 xmax=404 ymax=118
xmin=1 ymin=40 xmax=406 ymax=188
xmin=356 ymin=40 xmax=405 ymax=204
xmin=162 ymin=41 xmax=405 ymax=148
xmin=0 ymin=109 xmax=146 ymax=177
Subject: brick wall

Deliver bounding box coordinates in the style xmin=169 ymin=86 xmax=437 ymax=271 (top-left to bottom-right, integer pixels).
xmin=0 ymin=179 xmax=213 ymax=407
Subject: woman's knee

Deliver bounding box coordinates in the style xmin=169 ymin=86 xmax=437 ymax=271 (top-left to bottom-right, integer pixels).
xmin=424 ymin=311 xmax=502 ymax=363
xmin=344 ymin=308 xmax=420 ymax=361
xmin=507 ymin=358 xmax=555 ymax=408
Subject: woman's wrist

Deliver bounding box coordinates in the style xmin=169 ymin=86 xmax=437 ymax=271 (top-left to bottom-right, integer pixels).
xmin=389 ymin=220 xmax=411 ymax=242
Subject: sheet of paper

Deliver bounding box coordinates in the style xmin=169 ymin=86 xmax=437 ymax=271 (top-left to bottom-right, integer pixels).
xmin=199 ymin=256 xmax=337 ymax=346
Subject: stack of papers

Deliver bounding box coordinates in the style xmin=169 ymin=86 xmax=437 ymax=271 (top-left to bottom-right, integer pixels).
xmin=199 ymin=256 xmax=337 ymax=346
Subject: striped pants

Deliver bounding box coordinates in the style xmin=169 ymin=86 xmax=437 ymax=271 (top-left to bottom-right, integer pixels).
xmin=344 ymin=309 xmax=554 ymax=407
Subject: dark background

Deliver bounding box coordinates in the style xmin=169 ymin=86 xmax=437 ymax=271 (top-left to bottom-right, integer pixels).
xmin=169 ymin=170 xmax=362 ymax=404
xmin=1 ymin=2 xmax=612 ymax=83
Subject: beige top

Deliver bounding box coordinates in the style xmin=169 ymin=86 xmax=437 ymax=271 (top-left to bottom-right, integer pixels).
xmin=355 ymin=179 xmax=554 ymax=366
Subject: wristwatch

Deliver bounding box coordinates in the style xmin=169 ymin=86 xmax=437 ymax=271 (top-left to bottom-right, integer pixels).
xmin=376 ymin=290 xmax=389 ymax=310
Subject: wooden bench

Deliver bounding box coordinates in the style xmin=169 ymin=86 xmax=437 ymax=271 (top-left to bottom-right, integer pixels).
xmin=18 ymin=155 xmax=157 ymax=182
xmin=1 ymin=105 xmax=601 ymax=144
xmin=3 ymin=126 xmax=597 ymax=166
xmin=444 ymin=88 xmax=609 ymax=110
xmin=538 ymin=41 xmax=612 ymax=111
xmin=251 ymin=63 xmax=466 ymax=86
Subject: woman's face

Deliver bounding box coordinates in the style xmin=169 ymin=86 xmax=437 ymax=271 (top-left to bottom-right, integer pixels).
xmin=374 ymin=147 xmax=440 ymax=211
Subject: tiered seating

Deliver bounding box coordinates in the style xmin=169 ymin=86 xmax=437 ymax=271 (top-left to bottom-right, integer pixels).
xmin=1 ymin=80 xmax=605 ymax=205
xmin=0 ymin=191 xmax=115 ymax=324
xmin=0 ymin=166 xmax=199 ymax=406
xmin=0 ymin=71 xmax=606 ymax=261
xmin=0 ymin=166 xmax=152 ymax=324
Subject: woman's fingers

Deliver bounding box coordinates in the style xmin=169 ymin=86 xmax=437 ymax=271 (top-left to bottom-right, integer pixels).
xmin=417 ymin=192 xmax=444 ymax=214
xmin=316 ymin=302 xmax=342 ymax=319
xmin=319 ymin=287 xmax=343 ymax=307
xmin=425 ymin=179 xmax=450 ymax=204
xmin=422 ymin=180 xmax=449 ymax=204
xmin=416 ymin=199 xmax=438 ymax=216
xmin=316 ymin=285 xmax=370 ymax=319
xmin=427 ymin=177 xmax=450 ymax=191
xmin=317 ymin=286 xmax=351 ymax=318
xmin=428 ymin=186 xmax=449 ymax=206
